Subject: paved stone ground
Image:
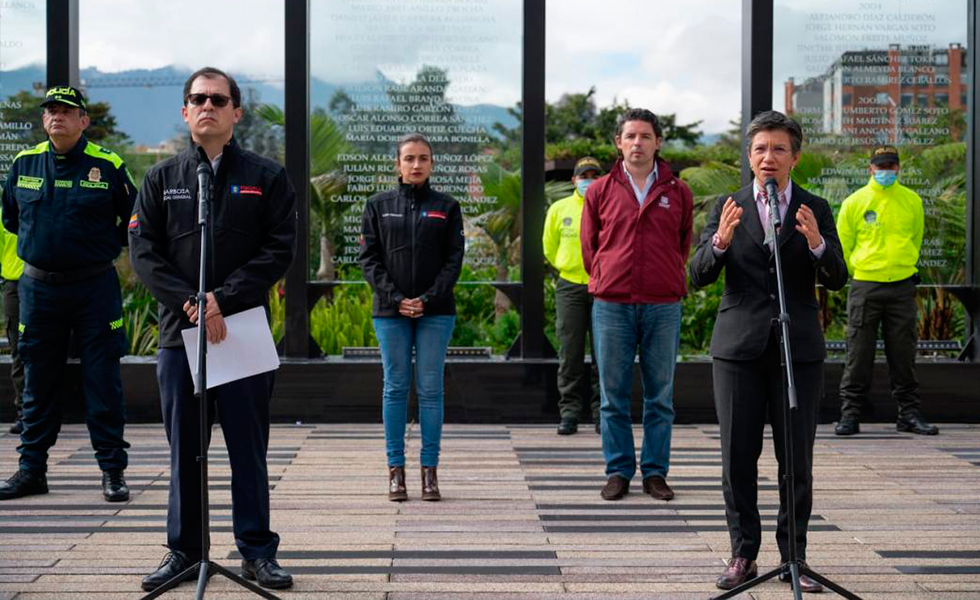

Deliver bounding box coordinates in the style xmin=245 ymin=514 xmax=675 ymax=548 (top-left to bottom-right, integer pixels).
xmin=1 ymin=422 xmax=978 ymax=599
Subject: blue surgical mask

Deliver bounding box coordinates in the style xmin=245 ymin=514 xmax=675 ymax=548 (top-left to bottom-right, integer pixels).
xmin=576 ymin=179 xmax=593 ymax=197
xmin=873 ymin=170 xmax=897 ymax=187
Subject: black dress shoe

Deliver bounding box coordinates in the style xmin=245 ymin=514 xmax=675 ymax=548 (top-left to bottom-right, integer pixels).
xmin=557 ymin=418 xmax=578 ymax=435
xmin=8 ymin=420 xmax=23 ymax=434
xmin=141 ymin=550 xmax=199 ymax=592
xmin=835 ymin=418 xmax=860 ymax=436
xmin=242 ymin=558 xmax=293 ymax=589
xmin=102 ymin=469 xmax=129 ymax=502
xmin=779 ymin=561 xmax=824 ymax=593
xmin=600 ymin=475 xmax=629 ymax=500
xmin=0 ymin=470 xmax=48 ymax=501
xmin=897 ymin=412 xmax=939 ymax=435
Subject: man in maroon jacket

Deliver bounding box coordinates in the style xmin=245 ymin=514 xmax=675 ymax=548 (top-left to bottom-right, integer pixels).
xmin=580 ymin=108 xmax=694 ymax=502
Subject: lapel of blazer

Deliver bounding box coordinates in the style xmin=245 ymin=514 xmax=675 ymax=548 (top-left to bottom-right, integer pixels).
xmin=778 ymin=182 xmax=804 ymax=248
xmin=734 ymin=186 xmax=769 ymax=254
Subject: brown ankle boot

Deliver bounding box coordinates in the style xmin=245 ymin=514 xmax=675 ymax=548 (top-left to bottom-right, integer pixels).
xmin=388 ymin=466 xmax=407 ymax=501
xmin=421 ymin=466 xmax=440 ymax=501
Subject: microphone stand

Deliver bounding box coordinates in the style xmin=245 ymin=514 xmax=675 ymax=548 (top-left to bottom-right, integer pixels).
xmin=141 ymin=164 xmax=281 ymax=600
xmin=712 ymin=180 xmax=860 ymax=600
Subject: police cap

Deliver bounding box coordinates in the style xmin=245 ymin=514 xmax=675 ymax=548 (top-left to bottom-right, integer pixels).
xmin=40 ymin=86 xmax=88 ymax=111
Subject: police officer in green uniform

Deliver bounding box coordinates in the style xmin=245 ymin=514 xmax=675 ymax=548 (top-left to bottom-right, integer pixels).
xmin=544 ymin=157 xmax=603 ymax=435
xmin=1 ymin=204 xmax=26 ymax=434
xmin=0 ymin=86 xmax=134 ymax=502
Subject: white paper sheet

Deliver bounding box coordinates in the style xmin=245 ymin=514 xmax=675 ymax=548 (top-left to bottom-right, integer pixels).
xmin=181 ymin=306 xmax=280 ymax=389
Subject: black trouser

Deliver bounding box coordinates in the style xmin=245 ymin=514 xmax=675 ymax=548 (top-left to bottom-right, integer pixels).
xmin=17 ymin=269 xmax=129 ymax=474
xmin=3 ymin=278 xmax=25 ymax=420
xmin=158 ymin=348 xmax=280 ymax=560
xmin=838 ymin=277 xmax=920 ymax=420
xmin=713 ymin=331 xmax=820 ymax=562
xmin=555 ymin=278 xmax=600 ymax=421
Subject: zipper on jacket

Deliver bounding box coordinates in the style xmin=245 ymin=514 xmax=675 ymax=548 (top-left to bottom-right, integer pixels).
xmin=410 ymin=188 xmax=418 ymax=298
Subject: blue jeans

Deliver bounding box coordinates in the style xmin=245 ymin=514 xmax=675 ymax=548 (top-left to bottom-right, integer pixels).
xmin=592 ymin=299 xmax=681 ymax=480
xmin=373 ymin=315 xmax=455 ymax=468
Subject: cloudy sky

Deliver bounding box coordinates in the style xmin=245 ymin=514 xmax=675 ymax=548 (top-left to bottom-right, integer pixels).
xmin=1 ymin=0 xmax=967 ymax=135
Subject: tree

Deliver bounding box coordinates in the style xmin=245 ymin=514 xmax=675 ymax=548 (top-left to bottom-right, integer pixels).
xmin=257 ymin=104 xmax=352 ymax=281
xmin=475 ymin=164 xmax=572 ymax=318
xmin=235 ymin=88 xmax=283 ymax=158
xmin=1 ymin=90 xmax=126 ymax=146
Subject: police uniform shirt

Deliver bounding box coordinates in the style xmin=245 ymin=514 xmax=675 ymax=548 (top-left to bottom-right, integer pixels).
xmin=1 ymin=135 xmax=137 ymax=272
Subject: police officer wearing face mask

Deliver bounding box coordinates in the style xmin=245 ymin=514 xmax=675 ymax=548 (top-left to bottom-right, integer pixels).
xmin=543 ymin=156 xmax=603 ymax=435
xmin=835 ymin=145 xmax=938 ymax=436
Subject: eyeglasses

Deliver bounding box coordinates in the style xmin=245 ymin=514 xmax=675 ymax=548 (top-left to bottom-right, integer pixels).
xmin=185 ymin=93 xmax=232 ymax=108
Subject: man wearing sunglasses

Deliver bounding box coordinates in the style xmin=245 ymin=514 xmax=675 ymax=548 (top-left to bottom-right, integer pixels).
xmin=130 ymin=66 xmax=296 ymax=592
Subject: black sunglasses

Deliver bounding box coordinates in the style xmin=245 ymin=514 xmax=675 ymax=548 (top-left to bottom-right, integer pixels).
xmin=185 ymin=93 xmax=232 ymax=108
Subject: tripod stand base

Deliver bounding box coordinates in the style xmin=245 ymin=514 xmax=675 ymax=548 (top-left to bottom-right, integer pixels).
xmin=141 ymin=560 xmax=283 ymax=600
xmin=711 ymin=560 xmax=863 ymax=600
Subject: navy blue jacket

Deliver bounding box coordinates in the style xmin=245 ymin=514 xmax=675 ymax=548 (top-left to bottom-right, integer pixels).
xmin=2 ymin=135 xmax=136 ymax=271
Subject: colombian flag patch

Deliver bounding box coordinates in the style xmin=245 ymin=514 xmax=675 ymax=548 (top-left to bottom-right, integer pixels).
xmin=128 ymin=213 xmax=139 ymax=230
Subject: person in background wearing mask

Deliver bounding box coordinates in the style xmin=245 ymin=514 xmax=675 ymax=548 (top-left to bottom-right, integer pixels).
xmin=835 ymin=145 xmax=936 ymax=436
xmin=543 ymin=157 xmax=603 ymax=435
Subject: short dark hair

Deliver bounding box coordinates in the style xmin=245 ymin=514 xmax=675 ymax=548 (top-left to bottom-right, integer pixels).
xmin=615 ymin=108 xmax=663 ymax=139
xmin=745 ymin=110 xmax=803 ymax=155
xmin=396 ymin=132 xmax=433 ymax=160
xmin=183 ymin=66 xmax=241 ymax=108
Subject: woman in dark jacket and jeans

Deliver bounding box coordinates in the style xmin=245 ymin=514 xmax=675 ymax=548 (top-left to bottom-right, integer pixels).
xmin=359 ymin=133 xmax=465 ymax=502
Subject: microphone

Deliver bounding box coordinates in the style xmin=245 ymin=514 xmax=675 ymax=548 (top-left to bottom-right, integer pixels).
xmin=763 ymin=177 xmax=781 ymax=229
xmin=196 ymin=161 xmax=213 ymax=225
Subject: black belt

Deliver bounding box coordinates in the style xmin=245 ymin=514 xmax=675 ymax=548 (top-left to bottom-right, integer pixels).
xmin=23 ymin=261 xmax=114 ymax=285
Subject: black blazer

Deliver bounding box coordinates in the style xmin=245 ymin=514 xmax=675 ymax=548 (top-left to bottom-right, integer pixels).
xmin=689 ymin=182 xmax=848 ymax=362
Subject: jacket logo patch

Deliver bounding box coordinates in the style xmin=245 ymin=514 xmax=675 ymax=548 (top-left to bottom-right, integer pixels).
xmin=163 ymin=188 xmax=193 ymax=202
xmin=231 ymin=184 xmax=263 ymax=196
xmin=16 ymin=176 xmax=43 ymax=190
xmin=80 ymin=180 xmax=109 ymax=190
xmin=54 ymin=179 xmax=73 ymax=188
xmin=562 ymin=217 xmax=572 ymax=226
xmin=128 ymin=213 xmax=139 ymax=230
xmin=423 ymin=210 xmax=447 ymax=219
xmin=659 ymin=196 xmax=670 ymax=209
xmin=88 ymin=167 xmax=101 ymax=182
xmin=863 ymin=210 xmax=877 ymax=224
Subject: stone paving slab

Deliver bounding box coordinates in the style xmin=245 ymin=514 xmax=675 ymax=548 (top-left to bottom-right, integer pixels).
xmin=1 ymin=422 xmax=979 ymax=599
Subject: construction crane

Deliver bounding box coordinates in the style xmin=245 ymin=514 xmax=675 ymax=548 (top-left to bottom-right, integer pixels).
xmin=80 ymin=74 xmax=283 ymax=89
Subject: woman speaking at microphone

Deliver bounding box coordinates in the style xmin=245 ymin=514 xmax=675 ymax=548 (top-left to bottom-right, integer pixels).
xmin=359 ymin=133 xmax=464 ymax=502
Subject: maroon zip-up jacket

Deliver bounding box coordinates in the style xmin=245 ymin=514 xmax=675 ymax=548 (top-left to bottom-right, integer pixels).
xmin=580 ymin=157 xmax=693 ymax=304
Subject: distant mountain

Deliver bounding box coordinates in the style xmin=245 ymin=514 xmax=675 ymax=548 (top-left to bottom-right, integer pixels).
xmin=1 ymin=65 xmax=519 ymax=146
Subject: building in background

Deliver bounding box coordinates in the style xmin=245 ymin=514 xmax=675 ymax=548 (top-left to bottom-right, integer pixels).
xmin=786 ymin=43 xmax=967 ymax=145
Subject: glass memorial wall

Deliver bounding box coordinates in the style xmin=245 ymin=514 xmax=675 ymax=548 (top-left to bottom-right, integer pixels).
xmin=776 ymin=0 xmax=968 ymax=285
xmin=0 ymin=1 xmax=46 ymax=186
xmin=310 ymin=0 xmax=523 ymax=354
xmin=775 ymin=0 xmax=969 ymax=343
xmin=75 ymin=0 xmax=285 ymax=355
xmin=0 ymin=1 xmax=45 ymax=349
xmin=78 ymin=0 xmax=286 ymax=184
